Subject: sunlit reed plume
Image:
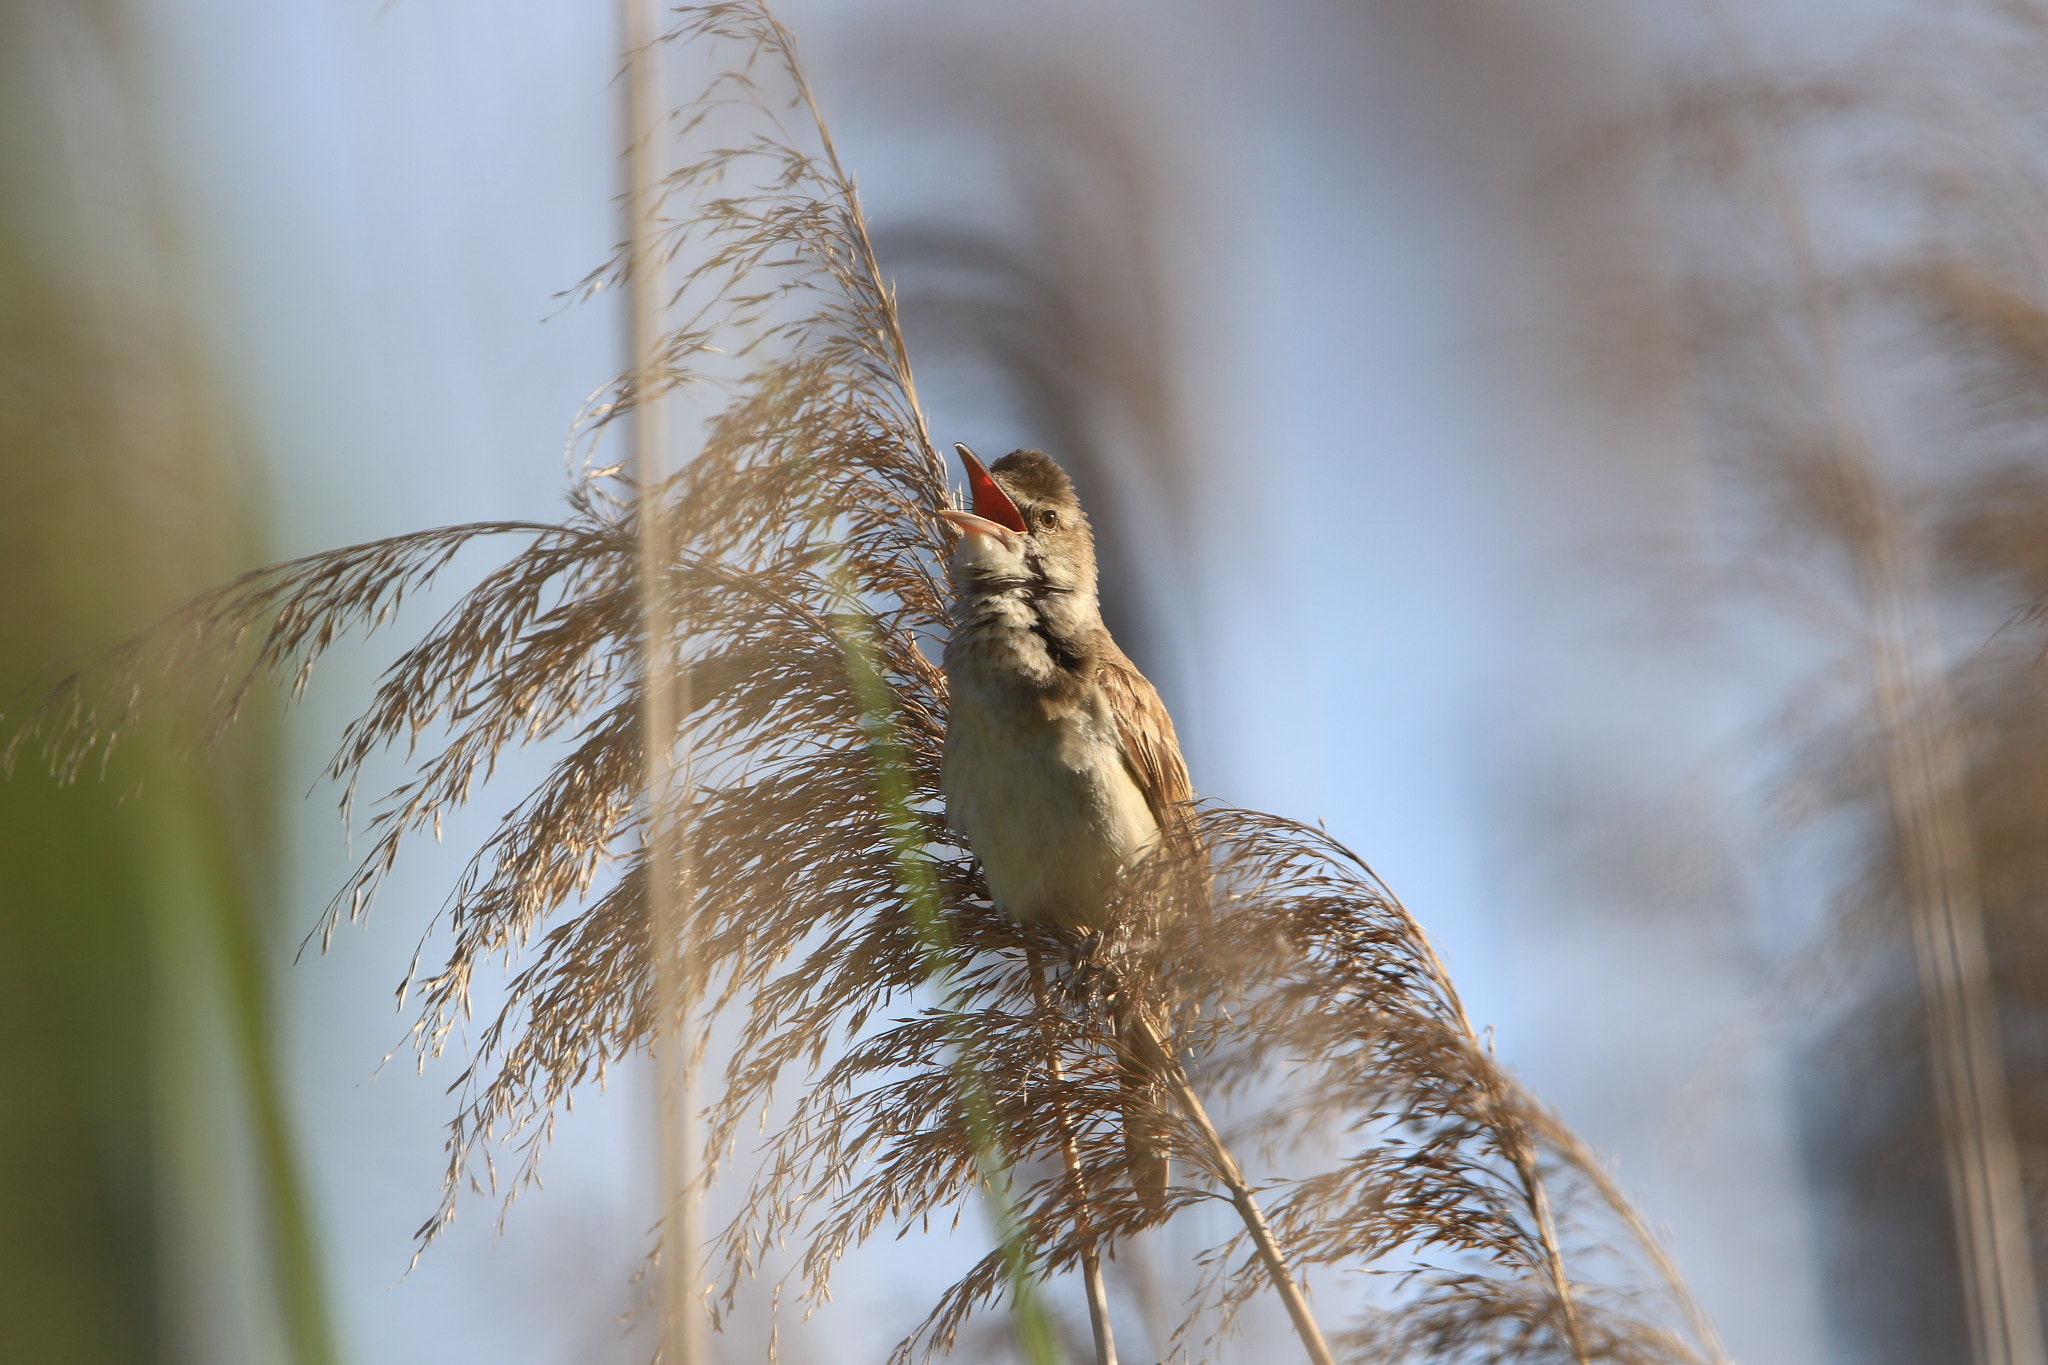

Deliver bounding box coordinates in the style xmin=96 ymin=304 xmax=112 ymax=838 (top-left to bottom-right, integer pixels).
xmin=5 ymin=3 xmax=1725 ymax=1360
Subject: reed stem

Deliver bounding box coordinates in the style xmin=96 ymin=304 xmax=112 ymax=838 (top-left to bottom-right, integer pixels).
xmin=624 ymin=4 xmax=705 ymax=1361
xmin=1027 ymin=950 xmax=1118 ymax=1365
xmin=1130 ymin=1015 xmax=1333 ymax=1365
xmin=1497 ymin=1118 xmax=1590 ymax=1365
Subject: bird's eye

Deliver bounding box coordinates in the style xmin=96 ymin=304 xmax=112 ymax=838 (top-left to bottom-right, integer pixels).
xmin=1038 ymin=508 xmax=1060 ymax=530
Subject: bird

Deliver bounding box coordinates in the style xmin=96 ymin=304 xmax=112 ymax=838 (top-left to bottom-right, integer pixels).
xmin=936 ymin=442 xmax=1192 ymax=1211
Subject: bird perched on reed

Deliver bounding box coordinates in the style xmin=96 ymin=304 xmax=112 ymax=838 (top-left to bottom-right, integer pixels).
xmin=937 ymin=443 xmax=1192 ymax=1209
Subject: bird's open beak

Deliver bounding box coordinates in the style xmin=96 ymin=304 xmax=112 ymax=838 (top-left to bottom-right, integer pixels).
xmin=951 ymin=443 xmax=1028 ymax=535
xmin=935 ymin=508 xmax=1021 ymax=547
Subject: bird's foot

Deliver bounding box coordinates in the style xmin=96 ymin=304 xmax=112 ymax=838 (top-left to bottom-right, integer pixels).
xmin=1059 ymin=931 xmax=1128 ymax=1007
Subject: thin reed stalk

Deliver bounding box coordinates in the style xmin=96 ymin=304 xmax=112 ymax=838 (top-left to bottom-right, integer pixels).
xmin=623 ymin=0 xmax=708 ymax=1359
xmin=1862 ymin=493 xmax=2043 ymax=1365
xmin=1142 ymin=1020 xmax=1334 ymax=1365
xmin=1028 ymin=950 xmax=1117 ymax=1365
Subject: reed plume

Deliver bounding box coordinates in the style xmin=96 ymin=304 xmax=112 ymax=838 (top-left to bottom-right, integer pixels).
xmin=5 ymin=3 xmax=1723 ymax=1359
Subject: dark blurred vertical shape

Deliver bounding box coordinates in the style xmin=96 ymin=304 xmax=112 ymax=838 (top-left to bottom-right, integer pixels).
xmin=1943 ymin=471 xmax=2048 ymax=1338
xmin=855 ymin=35 xmax=1192 ymax=672
xmin=0 ymin=2 xmax=333 ymax=1363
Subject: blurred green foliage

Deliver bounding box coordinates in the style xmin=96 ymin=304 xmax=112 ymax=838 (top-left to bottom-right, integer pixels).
xmin=0 ymin=3 xmax=334 ymax=1362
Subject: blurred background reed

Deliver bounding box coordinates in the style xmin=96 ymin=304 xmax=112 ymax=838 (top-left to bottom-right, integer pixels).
xmin=8 ymin=0 xmax=2048 ymax=1362
xmin=0 ymin=3 xmax=332 ymax=1362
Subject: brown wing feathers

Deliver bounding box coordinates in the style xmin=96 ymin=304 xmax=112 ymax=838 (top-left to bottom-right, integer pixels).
xmin=1098 ymin=646 xmax=1193 ymax=824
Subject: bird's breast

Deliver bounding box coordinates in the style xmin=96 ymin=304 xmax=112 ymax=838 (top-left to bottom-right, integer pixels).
xmin=941 ymin=649 xmax=1159 ymax=931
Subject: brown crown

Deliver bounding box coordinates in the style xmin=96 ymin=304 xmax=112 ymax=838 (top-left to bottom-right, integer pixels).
xmin=989 ymin=449 xmax=1078 ymax=508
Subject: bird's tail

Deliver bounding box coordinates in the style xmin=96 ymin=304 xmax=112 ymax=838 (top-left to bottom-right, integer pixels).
xmin=1113 ymin=990 xmax=1172 ymax=1215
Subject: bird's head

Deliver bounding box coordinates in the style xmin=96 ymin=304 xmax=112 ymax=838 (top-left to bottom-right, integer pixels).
xmin=938 ymin=445 xmax=1097 ymax=602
